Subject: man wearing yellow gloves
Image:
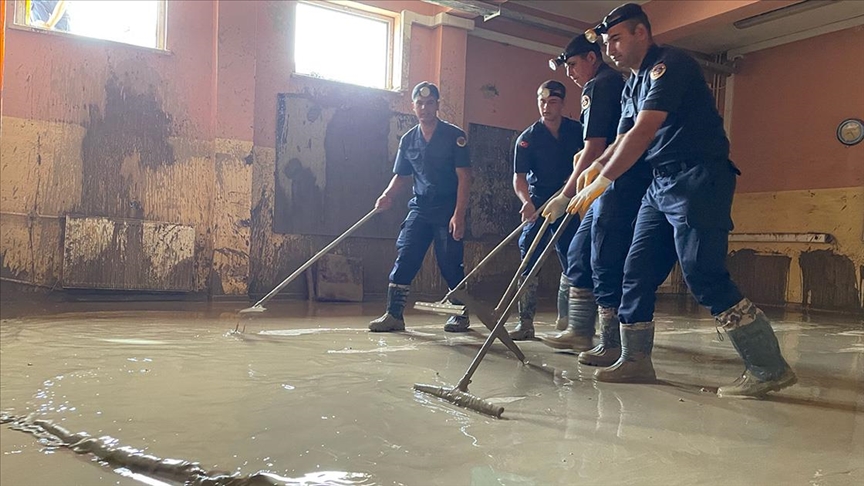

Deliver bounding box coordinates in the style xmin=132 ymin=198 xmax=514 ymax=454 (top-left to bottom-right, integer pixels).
xmin=564 ymin=3 xmax=796 ymax=398
xmin=540 ymin=32 xmax=652 ymax=359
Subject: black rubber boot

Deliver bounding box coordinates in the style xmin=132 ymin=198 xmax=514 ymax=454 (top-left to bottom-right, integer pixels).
xmin=555 ymin=274 xmax=570 ymax=331
xmin=542 ymin=287 xmax=595 ymax=351
xmin=509 ymin=276 xmax=537 ymax=340
xmin=716 ymin=298 xmax=797 ymax=398
xmin=443 ymin=295 xmax=470 ymax=333
xmin=595 ymin=322 xmax=656 ymax=383
xmin=578 ymin=306 xmax=622 ymax=367
xmin=369 ymin=284 xmax=409 ymax=332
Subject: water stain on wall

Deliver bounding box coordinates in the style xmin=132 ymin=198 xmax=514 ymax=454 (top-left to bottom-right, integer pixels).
xmin=799 ymin=250 xmax=861 ymax=311
xmin=81 ymin=76 xmax=175 ymax=219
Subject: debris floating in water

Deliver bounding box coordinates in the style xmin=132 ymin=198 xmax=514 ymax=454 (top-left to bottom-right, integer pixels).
xmin=0 ymin=413 xmax=373 ymax=485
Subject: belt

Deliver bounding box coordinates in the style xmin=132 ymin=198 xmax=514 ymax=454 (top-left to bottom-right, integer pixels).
xmin=652 ymin=161 xmax=697 ymax=178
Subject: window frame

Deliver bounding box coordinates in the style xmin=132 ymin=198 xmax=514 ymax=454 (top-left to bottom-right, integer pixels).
xmin=13 ymin=0 xmax=169 ymax=51
xmin=293 ymin=0 xmax=397 ymax=91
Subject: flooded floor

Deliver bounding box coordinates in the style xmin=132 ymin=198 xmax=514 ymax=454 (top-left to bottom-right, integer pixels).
xmin=1 ymin=298 xmax=862 ymax=485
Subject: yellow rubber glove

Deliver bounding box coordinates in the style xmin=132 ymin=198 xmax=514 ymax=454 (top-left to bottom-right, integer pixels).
xmin=541 ymin=193 xmax=570 ymax=223
xmin=568 ymin=175 xmax=611 ymax=217
xmin=576 ymin=162 xmax=604 ymax=192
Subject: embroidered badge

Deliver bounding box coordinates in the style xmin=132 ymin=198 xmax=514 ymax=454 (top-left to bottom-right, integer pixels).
xmin=419 ymin=86 xmax=431 ymax=97
xmin=650 ymin=62 xmax=666 ymax=80
xmin=538 ymin=88 xmax=551 ymax=99
xmin=519 ymin=140 xmax=529 ymax=148
xmin=581 ymin=95 xmax=591 ymax=110
xmin=456 ymin=136 xmax=467 ymax=147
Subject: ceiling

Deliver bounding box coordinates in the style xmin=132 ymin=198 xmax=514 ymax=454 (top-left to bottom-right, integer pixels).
xmin=673 ymin=0 xmax=864 ymax=54
xmin=510 ymin=0 xmax=649 ymax=25
xmin=509 ymin=0 xmax=864 ymax=54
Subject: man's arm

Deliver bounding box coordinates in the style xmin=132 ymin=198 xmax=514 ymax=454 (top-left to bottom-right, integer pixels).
xmin=567 ymin=111 xmax=666 ymax=216
xmin=375 ymin=174 xmax=412 ymax=211
xmin=512 ymin=173 xmax=536 ymax=222
xmin=599 ymin=110 xmax=666 ymax=181
xmin=450 ymin=167 xmax=473 ymax=240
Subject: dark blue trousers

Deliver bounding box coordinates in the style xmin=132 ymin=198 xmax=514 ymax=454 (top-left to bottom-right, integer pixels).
xmin=518 ymin=194 xmax=579 ymax=276
xmin=389 ymin=206 xmax=464 ymax=289
xmin=565 ymin=168 xmax=652 ymax=309
xmin=618 ymin=159 xmax=743 ymax=324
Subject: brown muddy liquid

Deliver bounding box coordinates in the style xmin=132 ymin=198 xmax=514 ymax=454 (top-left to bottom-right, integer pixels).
xmin=1 ymin=300 xmax=863 ymax=485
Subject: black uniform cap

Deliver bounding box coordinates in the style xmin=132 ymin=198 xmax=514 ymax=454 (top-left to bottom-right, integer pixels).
xmin=549 ymin=34 xmax=602 ymax=71
xmin=537 ymin=80 xmax=566 ymax=100
xmin=412 ymin=81 xmax=440 ymax=101
xmin=585 ymin=3 xmax=647 ymax=43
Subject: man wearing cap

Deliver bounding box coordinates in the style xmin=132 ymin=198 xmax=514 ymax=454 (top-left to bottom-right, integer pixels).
xmin=369 ymin=82 xmax=474 ymax=333
xmin=567 ymin=3 xmax=796 ymax=398
xmin=508 ymin=81 xmax=584 ymax=341
xmin=540 ymin=31 xmax=653 ymax=358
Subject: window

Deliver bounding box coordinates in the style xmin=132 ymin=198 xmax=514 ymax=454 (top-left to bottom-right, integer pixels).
xmin=294 ymin=1 xmax=394 ymax=90
xmin=18 ymin=0 xmax=167 ymax=50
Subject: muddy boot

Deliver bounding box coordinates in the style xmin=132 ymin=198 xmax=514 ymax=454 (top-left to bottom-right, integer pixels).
xmin=369 ymin=284 xmax=409 ymax=332
xmin=444 ymin=314 xmax=470 ymax=332
xmin=509 ymin=277 xmax=537 ymax=340
xmin=443 ymin=296 xmax=470 ymax=332
xmin=542 ymin=287 xmax=595 ymax=351
xmin=578 ymin=306 xmax=622 ymax=367
xmin=509 ymin=320 xmax=535 ymax=340
xmin=716 ymin=298 xmax=797 ymax=398
xmin=595 ymin=322 xmax=656 ymax=383
xmin=555 ymin=274 xmax=570 ymax=331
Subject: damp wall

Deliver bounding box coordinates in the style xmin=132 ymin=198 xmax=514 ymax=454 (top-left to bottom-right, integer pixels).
xmin=2 ymin=1 xmax=861 ymax=312
xmin=727 ymin=26 xmax=864 ymax=311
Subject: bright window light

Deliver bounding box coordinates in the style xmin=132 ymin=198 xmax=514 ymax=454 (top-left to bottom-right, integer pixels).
xmin=23 ymin=0 xmax=165 ymax=50
xmin=294 ymin=2 xmax=392 ymax=89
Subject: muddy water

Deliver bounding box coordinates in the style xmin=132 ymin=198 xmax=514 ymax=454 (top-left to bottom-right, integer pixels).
xmin=1 ymin=301 xmax=863 ymax=485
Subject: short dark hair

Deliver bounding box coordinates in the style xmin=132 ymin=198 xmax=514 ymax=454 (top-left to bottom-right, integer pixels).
xmin=622 ymin=13 xmax=652 ymax=36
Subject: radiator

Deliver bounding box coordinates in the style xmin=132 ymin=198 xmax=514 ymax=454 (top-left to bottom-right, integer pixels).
xmin=62 ymin=217 xmax=195 ymax=291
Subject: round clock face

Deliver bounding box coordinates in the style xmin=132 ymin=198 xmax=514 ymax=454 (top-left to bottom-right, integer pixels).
xmin=837 ymin=118 xmax=864 ymax=146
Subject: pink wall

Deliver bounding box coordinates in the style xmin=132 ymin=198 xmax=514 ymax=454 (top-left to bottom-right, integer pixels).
xmin=465 ymin=36 xmax=580 ymax=132
xmin=3 ymin=0 xmax=216 ymax=140
xmin=730 ymin=26 xmax=864 ymax=193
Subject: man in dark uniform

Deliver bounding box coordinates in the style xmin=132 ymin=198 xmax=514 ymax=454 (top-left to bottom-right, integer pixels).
xmin=369 ymin=82 xmax=473 ymax=333
xmin=508 ymin=81 xmax=584 ymax=341
xmin=569 ymin=4 xmax=796 ymax=398
xmin=540 ymin=34 xmax=652 ymax=359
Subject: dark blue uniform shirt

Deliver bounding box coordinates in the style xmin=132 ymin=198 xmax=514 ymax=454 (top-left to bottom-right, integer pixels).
xmin=393 ymin=120 xmax=470 ymax=202
xmin=623 ymin=44 xmax=730 ymax=168
xmin=581 ymin=63 xmax=624 ymax=144
xmin=514 ymin=117 xmax=583 ymax=202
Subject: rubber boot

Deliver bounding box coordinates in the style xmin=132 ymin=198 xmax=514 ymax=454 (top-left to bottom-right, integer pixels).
xmin=716 ymin=298 xmax=797 ymax=398
xmin=443 ymin=296 xmax=470 ymax=332
xmin=578 ymin=306 xmax=622 ymax=367
xmin=368 ymin=284 xmax=409 ymax=332
xmin=541 ymin=287 xmax=595 ymax=351
xmin=595 ymin=322 xmax=656 ymax=383
xmin=509 ymin=276 xmax=537 ymax=341
xmin=555 ymin=274 xmax=570 ymax=331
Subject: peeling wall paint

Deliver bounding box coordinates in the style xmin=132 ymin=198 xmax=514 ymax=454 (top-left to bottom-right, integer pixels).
xmin=729 ymin=187 xmax=864 ymax=310
xmin=63 ymin=217 xmax=195 ymax=291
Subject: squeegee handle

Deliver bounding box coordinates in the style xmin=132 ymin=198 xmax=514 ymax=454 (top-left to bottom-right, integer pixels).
xmin=251 ymin=208 xmax=380 ymax=308
xmin=439 ymin=188 xmax=563 ymax=303
xmin=456 ymin=212 xmax=577 ymax=391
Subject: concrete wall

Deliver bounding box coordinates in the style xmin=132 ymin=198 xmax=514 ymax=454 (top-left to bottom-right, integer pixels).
xmin=728 ymin=26 xmax=864 ymax=311
xmin=1 ymin=0 xmax=568 ymax=301
xmin=3 ymin=1 xmax=859 ymax=311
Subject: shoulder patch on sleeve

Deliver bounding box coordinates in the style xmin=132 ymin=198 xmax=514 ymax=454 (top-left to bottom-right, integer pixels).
xmin=650 ymin=62 xmax=666 ymax=80
xmin=581 ymin=95 xmax=591 ymax=110
xmin=519 ymin=140 xmax=529 ymax=148
xmin=456 ymin=136 xmax=467 ymax=147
